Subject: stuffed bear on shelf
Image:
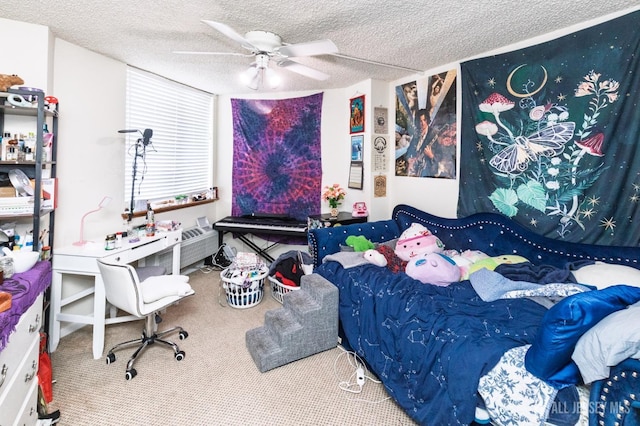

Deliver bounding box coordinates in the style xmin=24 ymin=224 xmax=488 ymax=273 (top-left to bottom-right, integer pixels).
xmin=0 ymin=74 xmax=24 ymax=92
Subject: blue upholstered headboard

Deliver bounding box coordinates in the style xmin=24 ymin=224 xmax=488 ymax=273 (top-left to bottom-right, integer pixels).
xmin=308 ymin=219 xmax=400 ymax=267
xmin=308 ymin=204 xmax=640 ymax=269
xmin=392 ymin=204 xmax=640 ymax=270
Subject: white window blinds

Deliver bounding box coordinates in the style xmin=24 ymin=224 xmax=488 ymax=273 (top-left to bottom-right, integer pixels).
xmin=124 ymin=67 xmax=214 ymax=207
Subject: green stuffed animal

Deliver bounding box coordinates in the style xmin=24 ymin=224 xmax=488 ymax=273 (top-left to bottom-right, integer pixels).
xmin=467 ymin=255 xmax=529 ymax=276
xmin=345 ymin=235 xmax=375 ymax=252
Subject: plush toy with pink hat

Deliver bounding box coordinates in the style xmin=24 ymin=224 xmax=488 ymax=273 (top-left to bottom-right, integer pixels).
xmin=394 ymin=223 xmax=444 ymax=261
xmin=364 ymin=223 xmax=446 ymax=273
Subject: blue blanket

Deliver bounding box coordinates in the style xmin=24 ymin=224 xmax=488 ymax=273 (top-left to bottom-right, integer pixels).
xmin=316 ymin=261 xmax=548 ymax=426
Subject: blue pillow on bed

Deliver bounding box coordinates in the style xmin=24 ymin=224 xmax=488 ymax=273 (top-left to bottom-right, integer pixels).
xmin=524 ymin=285 xmax=640 ymax=388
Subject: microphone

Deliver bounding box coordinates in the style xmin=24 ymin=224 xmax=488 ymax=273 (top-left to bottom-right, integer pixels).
xmin=142 ymin=128 xmax=153 ymax=145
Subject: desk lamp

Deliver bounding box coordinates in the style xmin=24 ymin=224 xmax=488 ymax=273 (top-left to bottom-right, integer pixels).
xmin=73 ymin=196 xmax=112 ymax=246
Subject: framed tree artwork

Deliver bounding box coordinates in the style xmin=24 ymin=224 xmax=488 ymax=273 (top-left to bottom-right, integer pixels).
xmin=349 ymin=95 xmax=365 ymax=133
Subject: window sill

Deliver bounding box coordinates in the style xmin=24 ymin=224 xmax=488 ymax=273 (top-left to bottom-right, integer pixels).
xmin=121 ymin=198 xmax=217 ymax=220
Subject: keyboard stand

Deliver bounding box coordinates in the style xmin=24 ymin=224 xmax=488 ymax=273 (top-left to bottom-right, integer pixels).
xmin=231 ymin=233 xmax=280 ymax=263
xmin=214 ymin=217 xmax=308 ymax=263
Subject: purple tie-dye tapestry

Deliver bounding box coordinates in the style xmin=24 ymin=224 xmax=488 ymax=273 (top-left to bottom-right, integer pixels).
xmin=231 ymin=93 xmax=323 ymax=221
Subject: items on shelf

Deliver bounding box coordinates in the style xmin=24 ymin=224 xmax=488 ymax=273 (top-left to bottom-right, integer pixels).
xmin=0 ymin=88 xmax=58 ymax=257
xmin=145 ymin=201 xmax=155 ymax=237
xmin=0 ymin=73 xmax=24 ymax=92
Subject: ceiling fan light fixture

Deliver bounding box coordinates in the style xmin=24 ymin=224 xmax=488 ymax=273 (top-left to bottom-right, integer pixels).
xmin=265 ymin=67 xmax=281 ymax=89
xmin=240 ymin=66 xmax=261 ymax=89
xmin=184 ymin=21 xmax=342 ymax=89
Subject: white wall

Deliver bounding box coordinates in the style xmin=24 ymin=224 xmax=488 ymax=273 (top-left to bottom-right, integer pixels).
xmin=382 ymin=4 xmax=640 ymax=219
xmin=384 ymin=63 xmax=462 ymax=219
xmin=0 ymin=20 xmax=218 ymax=249
xmin=52 ymin=40 xmax=127 ymax=247
xmin=6 ymin=4 xmax=639 ymax=252
xmin=50 ymin=41 xmax=215 ymax=247
xmin=215 ymin=89 xmax=349 ymax=256
xmin=214 ymin=79 xmax=397 ymax=255
xmin=216 ymin=89 xmax=346 ymax=217
xmin=0 ymin=18 xmax=51 ymax=91
xmin=0 ymin=19 xmax=53 ymax=243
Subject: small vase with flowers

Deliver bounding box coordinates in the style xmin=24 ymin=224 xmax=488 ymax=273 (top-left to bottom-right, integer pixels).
xmin=322 ymin=183 xmax=346 ymax=219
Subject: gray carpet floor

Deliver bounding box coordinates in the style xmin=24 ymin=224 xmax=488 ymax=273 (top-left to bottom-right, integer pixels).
xmin=47 ymin=268 xmax=417 ymax=425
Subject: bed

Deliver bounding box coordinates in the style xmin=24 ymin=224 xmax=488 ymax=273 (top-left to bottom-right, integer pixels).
xmin=308 ymin=204 xmax=640 ymax=426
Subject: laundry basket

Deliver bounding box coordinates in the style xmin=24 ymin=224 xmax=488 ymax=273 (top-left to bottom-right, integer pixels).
xmin=267 ymin=250 xmax=312 ymax=304
xmin=220 ymin=266 xmax=268 ymax=309
xmin=268 ymin=276 xmax=300 ymax=304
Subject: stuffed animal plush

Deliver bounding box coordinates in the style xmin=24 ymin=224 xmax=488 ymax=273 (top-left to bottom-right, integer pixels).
xmin=405 ymin=252 xmax=461 ymax=287
xmin=363 ymin=249 xmax=387 ymax=267
xmin=0 ymin=74 xmax=24 ymax=91
xmin=345 ymin=235 xmax=375 ymax=252
xmin=370 ymin=244 xmax=407 ymax=273
xmin=363 ymin=223 xmax=444 ymax=273
xmin=447 ymin=249 xmax=490 ymax=280
xmin=467 ymin=254 xmax=529 ymax=276
xmin=394 ymin=223 xmax=444 ymax=261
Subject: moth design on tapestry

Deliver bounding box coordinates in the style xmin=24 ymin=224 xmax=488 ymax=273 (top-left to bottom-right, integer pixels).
xmin=488 ymin=122 xmax=575 ymax=174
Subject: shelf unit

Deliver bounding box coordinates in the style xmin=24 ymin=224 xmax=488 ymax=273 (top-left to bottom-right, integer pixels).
xmin=0 ymin=88 xmax=57 ymax=423
xmin=0 ymin=88 xmax=57 ymax=250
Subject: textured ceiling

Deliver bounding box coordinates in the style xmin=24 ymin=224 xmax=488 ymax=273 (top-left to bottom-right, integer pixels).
xmin=1 ymin=1 xmax=638 ymax=95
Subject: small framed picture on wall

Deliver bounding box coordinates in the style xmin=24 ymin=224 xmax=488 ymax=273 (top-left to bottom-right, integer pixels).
xmin=374 ymin=107 xmax=388 ymax=133
xmin=349 ymin=162 xmax=363 ymax=189
xmin=351 ymin=135 xmax=364 ymax=161
xmin=349 ymin=95 xmax=365 ymax=134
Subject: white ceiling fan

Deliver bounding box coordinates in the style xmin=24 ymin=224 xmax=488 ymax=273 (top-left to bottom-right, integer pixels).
xmin=175 ymin=20 xmax=339 ymax=89
xmin=175 ymin=20 xmax=424 ymax=90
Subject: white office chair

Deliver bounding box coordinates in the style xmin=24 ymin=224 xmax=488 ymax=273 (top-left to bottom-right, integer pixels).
xmin=96 ymin=259 xmax=195 ymax=380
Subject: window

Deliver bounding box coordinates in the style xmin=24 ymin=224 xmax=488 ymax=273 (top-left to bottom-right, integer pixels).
xmin=124 ymin=67 xmax=214 ymax=211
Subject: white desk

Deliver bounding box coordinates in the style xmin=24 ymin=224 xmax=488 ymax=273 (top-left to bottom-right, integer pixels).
xmin=49 ymin=230 xmax=182 ymax=359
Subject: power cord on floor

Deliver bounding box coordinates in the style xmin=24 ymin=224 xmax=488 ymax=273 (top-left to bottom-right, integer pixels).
xmin=334 ymin=346 xmax=385 ymax=399
xmin=199 ymin=265 xmax=215 ymax=274
xmin=197 ymin=243 xmax=238 ymax=306
xmin=203 ymin=243 xmax=236 ymax=272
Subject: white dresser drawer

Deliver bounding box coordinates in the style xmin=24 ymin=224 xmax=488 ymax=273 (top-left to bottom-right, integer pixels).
xmin=0 ymin=336 xmax=39 ymax=426
xmin=0 ymin=294 xmax=43 ymax=400
xmin=12 ymin=380 xmax=38 ymax=426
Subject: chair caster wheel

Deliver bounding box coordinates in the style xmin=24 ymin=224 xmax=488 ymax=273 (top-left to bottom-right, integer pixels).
xmin=106 ymin=353 xmax=116 ymax=364
xmin=179 ymin=331 xmax=188 ymax=340
xmin=125 ymin=369 xmax=137 ymax=380
xmin=175 ymin=351 xmax=185 ymax=361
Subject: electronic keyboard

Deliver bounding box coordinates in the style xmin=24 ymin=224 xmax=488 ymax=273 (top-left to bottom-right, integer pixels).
xmin=214 ymin=215 xmax=307 ymax=236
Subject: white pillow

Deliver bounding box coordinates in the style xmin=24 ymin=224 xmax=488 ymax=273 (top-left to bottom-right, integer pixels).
xmin=572 ymin=261 xmax=640 ymax=289
xmin=571 ymin=303 xmax=640 ymax=384
xmin=140 ymin=275 xmax=192 ymax=303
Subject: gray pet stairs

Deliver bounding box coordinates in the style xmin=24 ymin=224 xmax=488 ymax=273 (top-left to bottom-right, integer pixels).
xmin=246 ymin=273 xmax=339 ymax=373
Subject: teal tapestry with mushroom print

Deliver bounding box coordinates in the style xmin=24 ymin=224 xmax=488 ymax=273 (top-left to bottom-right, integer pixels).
xmin=458 ymin=9 xmax=640 ymax=246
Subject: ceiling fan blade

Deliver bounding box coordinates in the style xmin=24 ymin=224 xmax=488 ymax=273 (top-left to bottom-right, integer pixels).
xmin=278 ymin=59 xmax=330 ymax=81
xmin=201 ymin=20 xmax=256 ymax=50
xmin=277 ymin=39 xmax=338 ymax=58
xmin=173 ymin=50 xmax=253 ymax=57
xmin=331 ymin=52 xmax=424 ymax=74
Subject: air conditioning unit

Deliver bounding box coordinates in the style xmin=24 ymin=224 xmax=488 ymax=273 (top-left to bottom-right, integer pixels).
xmin=156 ymin=226 xmax=217 ymax=272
